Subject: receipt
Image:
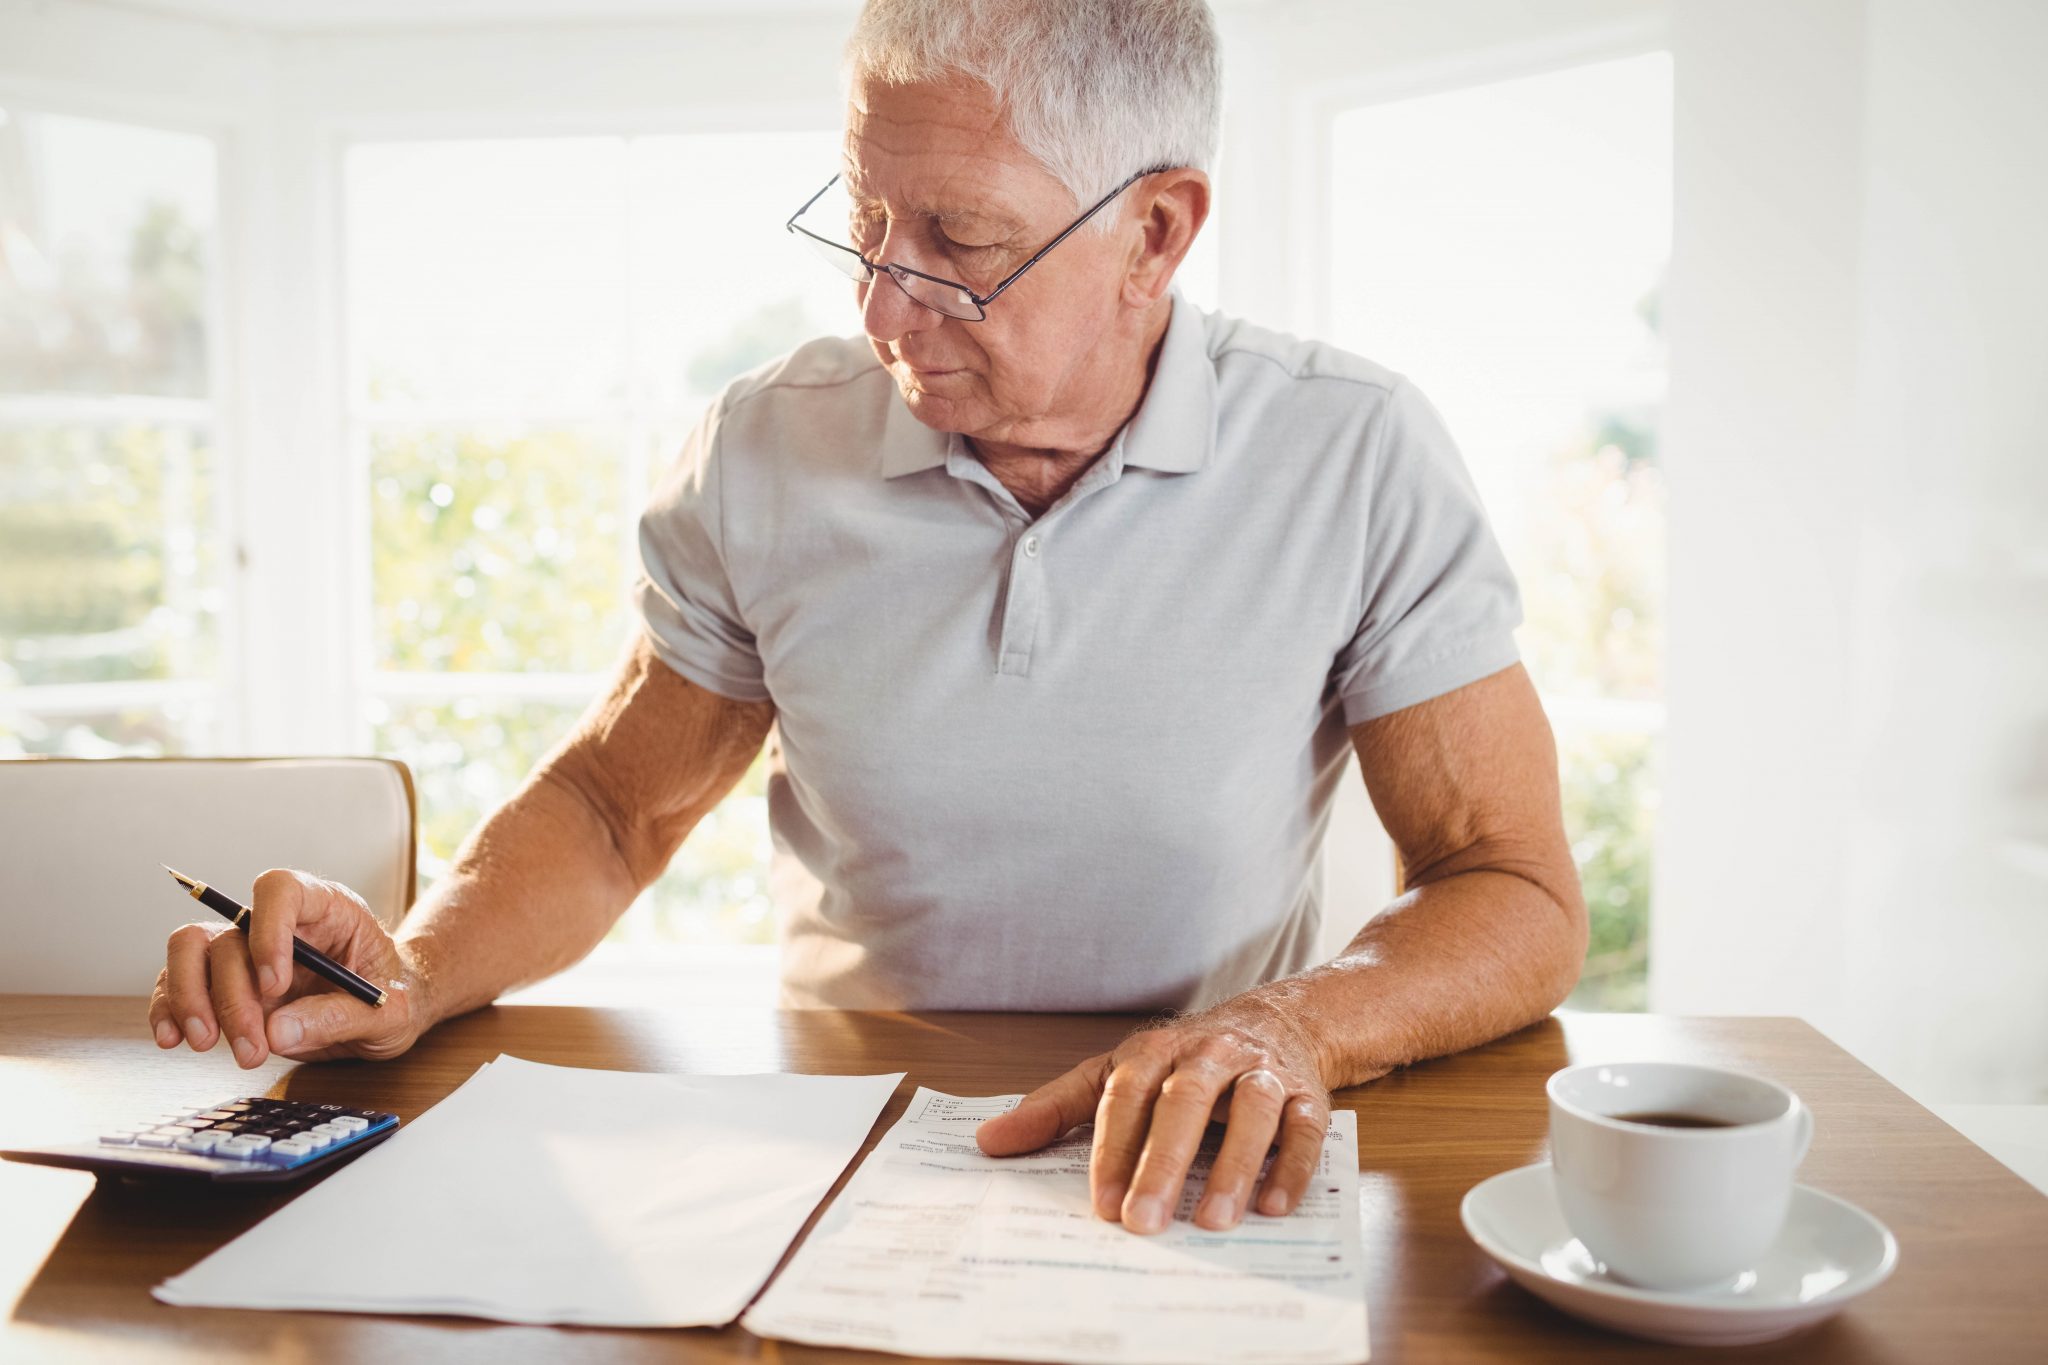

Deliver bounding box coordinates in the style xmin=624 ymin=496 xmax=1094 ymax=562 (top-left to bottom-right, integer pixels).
xmin=742 ymin=1087 xmax=1369 ymax=1364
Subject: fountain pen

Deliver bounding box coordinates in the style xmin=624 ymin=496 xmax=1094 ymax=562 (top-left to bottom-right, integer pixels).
xmin=161 ymin=865 xmax=387 ymax=1007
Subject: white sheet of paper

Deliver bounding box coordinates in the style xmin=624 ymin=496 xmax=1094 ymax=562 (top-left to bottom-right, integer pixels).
xmin=154 ymin=1055 xmax=902 ymax=1327
xmin=741 ymin=1087 xmax=1370 ymax=1365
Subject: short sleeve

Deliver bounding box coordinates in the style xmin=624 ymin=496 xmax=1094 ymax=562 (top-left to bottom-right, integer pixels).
xmin=1329 ymin=379 xmax=1523 ymax=725
xmin=633 ymin=398 xmax=772 ymax=702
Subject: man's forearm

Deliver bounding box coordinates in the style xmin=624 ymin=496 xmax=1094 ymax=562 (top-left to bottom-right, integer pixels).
xmin=1243 ymin=866 xmax=1587 ymax=1091
xmin=391 ymin=768 xmax=645 ymax=1031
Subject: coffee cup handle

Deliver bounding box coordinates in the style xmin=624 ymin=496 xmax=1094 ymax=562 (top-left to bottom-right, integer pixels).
xmin=1792 ymin=1101 xmax=1814 ymax=1165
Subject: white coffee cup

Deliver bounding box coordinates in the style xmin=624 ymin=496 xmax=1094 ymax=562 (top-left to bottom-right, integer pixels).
xmin=1546 ymin=1061 xmax=1814 ymax=1290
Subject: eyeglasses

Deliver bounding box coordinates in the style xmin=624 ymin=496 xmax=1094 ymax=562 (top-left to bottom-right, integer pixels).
xmin=785 ymin=167 xmax=1159 ymax=322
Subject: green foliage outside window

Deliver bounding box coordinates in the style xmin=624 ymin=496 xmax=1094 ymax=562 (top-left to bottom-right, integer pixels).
xmin=369 ymin=428 xmax=627 ymax=676
xmin=1562 ymin=728 xmax=1656 ymax=1010
xmin=369 ymin=692 xmax=776 ymax=946
xmin=1519 ymin=417 xmax=1666 ymax=1011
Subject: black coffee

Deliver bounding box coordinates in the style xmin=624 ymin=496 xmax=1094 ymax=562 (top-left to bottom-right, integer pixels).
xmin=1612 ymin=1111 xmax=1739 ymax=1129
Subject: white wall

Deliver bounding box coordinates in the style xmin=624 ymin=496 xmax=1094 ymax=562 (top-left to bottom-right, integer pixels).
xmin=1653 ymin=0 xmax=1868 ymax=1042
xmin=1840 ymin=0 xmax=2048 ymax=1102
xmin=1655 ymin=0 xmax=2048 ymax=1103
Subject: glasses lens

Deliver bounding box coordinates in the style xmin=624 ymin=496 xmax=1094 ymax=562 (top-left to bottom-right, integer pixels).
xmin=797 ymin=230 xmax=871 ymax=283
xmin=887 ymin=268 xmax=985 ymax=321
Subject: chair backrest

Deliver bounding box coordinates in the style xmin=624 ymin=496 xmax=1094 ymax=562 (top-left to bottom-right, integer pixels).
xmin=0 ymin=757 xmax=416 ymax=996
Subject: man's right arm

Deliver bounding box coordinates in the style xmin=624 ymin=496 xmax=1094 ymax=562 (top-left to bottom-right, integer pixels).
xmin=148 ymin=634 xmax=776 ymax=1067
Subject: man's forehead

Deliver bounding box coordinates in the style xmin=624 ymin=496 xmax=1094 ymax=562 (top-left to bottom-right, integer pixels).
xmin=842 ymin=76 xmax=1063 ymax=229
xmin=838 ymin=162 xmax=1029 ymax=229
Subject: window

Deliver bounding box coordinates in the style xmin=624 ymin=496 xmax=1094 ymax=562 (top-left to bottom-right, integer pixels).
xmin=1327 ymin=52 xmax=1673 ymax=1008
xmin=346 ymin=130 xmax=849 ymax=946
xmin=0 ymin=106 xmax=227 ymax=759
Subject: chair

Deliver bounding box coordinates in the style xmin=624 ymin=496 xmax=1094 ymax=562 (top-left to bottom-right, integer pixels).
xmin=0 ymin=757 xmax=416 ymax=996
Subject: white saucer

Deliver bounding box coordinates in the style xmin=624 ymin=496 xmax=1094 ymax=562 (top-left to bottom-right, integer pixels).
xmin=1460 ymin=1162 xmax=1898 ymax=1347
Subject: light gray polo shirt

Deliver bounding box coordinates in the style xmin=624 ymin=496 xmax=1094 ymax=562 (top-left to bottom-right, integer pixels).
xmin=636 ymin=291 xmax=1522 ymax=1012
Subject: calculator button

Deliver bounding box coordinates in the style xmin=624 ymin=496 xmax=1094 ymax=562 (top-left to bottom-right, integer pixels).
xmin=297 ymin=1130 xmax=334 ymax=1149
xmin=172 ymin=1118 xmax=212 ymax=1129
xmin=219 ymin=1102 xmax=252 ymax=1113
xmin=331 ymin=1116 xmax=370 ymax=1133
xmin=196 ymin=1110 xmax=235 ymax=1122
xmin=271 ymin=1139 xmax=312 ymax=1158
xmin=174 ymin=1134 xmax=222 ymax=1154
xmin=226 ymin=1134 xmax=272 ymax=1150
xmin=136 ymin=1133 xmax=176 ymax=1148
xmin=99 ymin=1133 xmax=136 ymax=1145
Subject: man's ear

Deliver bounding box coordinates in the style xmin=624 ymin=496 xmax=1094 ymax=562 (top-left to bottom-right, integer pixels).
xmin=1123 ymin=169 xmax=1211 ymax=307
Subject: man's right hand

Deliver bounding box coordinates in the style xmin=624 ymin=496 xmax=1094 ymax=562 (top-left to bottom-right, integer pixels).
xmin=147 ymin=868 xmax=430 ymax=1069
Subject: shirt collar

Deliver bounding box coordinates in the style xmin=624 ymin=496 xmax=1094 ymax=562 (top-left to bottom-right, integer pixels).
xmin=879 ymin=288 xmax=1215 ymax=480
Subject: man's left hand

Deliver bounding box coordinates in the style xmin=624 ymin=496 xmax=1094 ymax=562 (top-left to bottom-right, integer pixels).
xmin=974 ymin=997 xmax=1332 ymax=1234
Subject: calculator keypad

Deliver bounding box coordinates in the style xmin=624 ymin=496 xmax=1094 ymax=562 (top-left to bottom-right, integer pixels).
xmin=97 ymin=1098 xmax=395 ymax=1170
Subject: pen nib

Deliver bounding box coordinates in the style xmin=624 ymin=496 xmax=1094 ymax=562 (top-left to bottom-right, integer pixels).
xmin=161 ymin=864 xmax=201 ymax=893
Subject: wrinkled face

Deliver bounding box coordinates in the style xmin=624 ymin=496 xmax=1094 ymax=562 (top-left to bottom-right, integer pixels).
xmin=842 ymin=72 xmax=1139 ymax=443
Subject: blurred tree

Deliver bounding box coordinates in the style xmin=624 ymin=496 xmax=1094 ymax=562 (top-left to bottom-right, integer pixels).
xmin=369 ymin=427 xmax=626 ymax=675
xmin=1518 ymin=409 xmax=1666 ymax=1010
xmin=683 ymin=296 xmax=819 ymax=397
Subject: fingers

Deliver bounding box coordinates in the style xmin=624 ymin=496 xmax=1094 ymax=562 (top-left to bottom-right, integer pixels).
xmin=1255 ymin=1094 xmax=1332 ymax=1217
xmin=163 ymin=922 xmax=224 ymax=1051
xmin=145 ymin=970 xmax=181 ymax=1048
xmin=1120 ymin=1052 xmax=1235 ymax=1233
xmin=206 ymin=930 xmax=270 ymax=1069
xmin=1196 ymin=1069 xmax=1288 ymax=1229
xmin=266 ymin=988 xmax=396 ymax=1059
xmin=975 ymin=1054 xmax=1110 ymax=1156
xmin=1089 ymin=1046 xmax=1173 ymax=1223
xmin=151 ymin=871 xmax=413 ymax=1064
xmin=247 ymin=868 xmax=309 ymax=1000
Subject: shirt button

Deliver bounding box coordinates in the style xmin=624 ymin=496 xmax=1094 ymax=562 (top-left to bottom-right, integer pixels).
xmin=1021 ymin=535 xmax=1041 ymax=559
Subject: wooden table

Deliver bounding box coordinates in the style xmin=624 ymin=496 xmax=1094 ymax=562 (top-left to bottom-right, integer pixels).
xmin=2 ymin=997 xmax=2043 ymax=1363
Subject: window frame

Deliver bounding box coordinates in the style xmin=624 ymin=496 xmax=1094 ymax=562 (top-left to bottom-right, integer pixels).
xmin=328 ymin=110 xmax=840 ymax=937
xmin=0 ymin=80 xmax=245 ymax=757
xmin=1301 ymin=30 xmax=1674 ymax=1001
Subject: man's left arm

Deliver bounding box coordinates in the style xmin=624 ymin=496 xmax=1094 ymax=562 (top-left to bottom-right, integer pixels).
xmin=975 ymin=661 xmax=1586 ymax=1232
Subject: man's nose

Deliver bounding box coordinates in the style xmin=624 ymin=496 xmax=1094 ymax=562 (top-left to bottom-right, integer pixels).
xmin=859 ymin=227 xmax=946 ymax=345
xmin=859 ymin=268 xmax=944 ymax=347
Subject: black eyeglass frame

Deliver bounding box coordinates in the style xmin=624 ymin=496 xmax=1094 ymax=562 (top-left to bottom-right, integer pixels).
xmin=785 ymin=166 xmax=1165 ymax=322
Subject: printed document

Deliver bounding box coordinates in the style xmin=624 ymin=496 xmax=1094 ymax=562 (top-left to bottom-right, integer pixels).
xmin=741 ymin=1088 xmax=1369 ymax=1364
xmin=154 ymin=1055 xmax=901 ymax=1327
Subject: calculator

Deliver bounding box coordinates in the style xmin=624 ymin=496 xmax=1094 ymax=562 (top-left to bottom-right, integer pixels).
xmin=0 ymin=1097 xmax=399 ymax=1184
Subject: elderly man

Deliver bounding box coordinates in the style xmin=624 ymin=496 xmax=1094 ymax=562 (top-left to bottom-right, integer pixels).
xmin=150 ymin=0 xmax=1584 ymax=1237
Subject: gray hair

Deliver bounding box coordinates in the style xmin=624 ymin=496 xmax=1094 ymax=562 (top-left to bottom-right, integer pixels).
xmin=843 ymin=0 xmax=1221 ymax=230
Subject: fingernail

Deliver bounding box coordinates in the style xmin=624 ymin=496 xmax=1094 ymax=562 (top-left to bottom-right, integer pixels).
xmin=154 ymin=1020 xmax=179 ymax=1047
xmin=1125 ymin=1194 xmax=1166 ymax=1233
xmin=184 ymin=1016 xmax=208 ymax=1048
xmin=1197 ymin=1192 xmax=1239 ymax=1228
xmin=1259 ymin=1188 xmax=1290 ymax=1216
xmin=273 ymin=1015 xmax=302 ymax=1049
xmin=1096 ymin=1182 xmax=1127 ymax=1220
xmin=231 ymin=1036 xmax=256 ymax=1067
xmin=259 ymin=964 xmax=279 ymax=996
